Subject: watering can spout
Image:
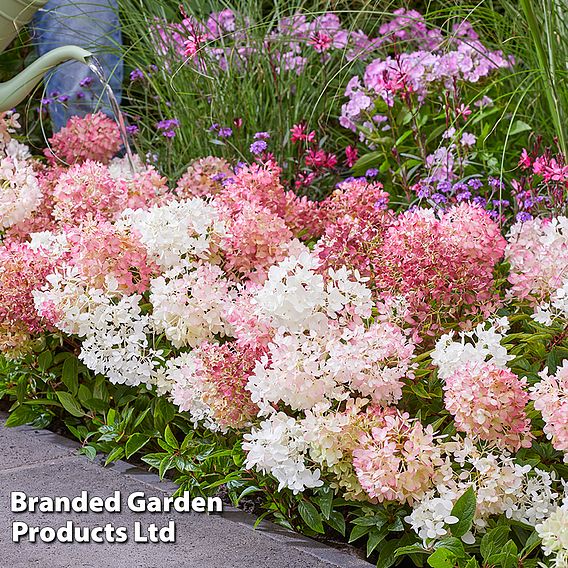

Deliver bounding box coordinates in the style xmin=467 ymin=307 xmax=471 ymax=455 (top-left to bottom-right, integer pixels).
xmin=0 ymin=45 xmax=92 ymax=112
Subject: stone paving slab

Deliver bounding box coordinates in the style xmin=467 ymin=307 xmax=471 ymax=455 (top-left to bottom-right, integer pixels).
xmin=0 ymin=417 xmax=371 ymax=568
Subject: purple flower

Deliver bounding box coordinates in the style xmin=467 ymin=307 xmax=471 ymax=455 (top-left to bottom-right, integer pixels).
xmin=58 ymin=95 xmax=69 ymax=103
xmin=456 ymin=191 xmax=472 ymax=201
xmin=50 ymin=90 xmax=60 ymax=98
xmin=431 ymin=193 xmax=447 ymax=204
xmin=79 ymin=76 xmax=94 ymax=88
xmin=76 ymin=91 xmax=85 ymax=100
xmin=40 ymin=97 xmax=52 ymax=105
xmin=437 ymin=181 xmax=452 ymax=193
xmin=209 ymin=123 xmax=220 ymax=132
xmin=488 ymin=177 xmax=504 ymax=190
xmin=126 ymin=125 xmax=139 ymax=135
xmin=218 ymin=127 xmax=233 ymax=138
xmin=492 ymin=199 xmax=510 ymax=208
xmin=472 ymin=196 xmax=487 ymax=207
xmin=156 ymin=118 xmax=180 ymax=138
xmin=130 ymin=68 xmax=144 ymax=82
xmin=156 ymin=119 xmax=180 ymax=129
xmin=365 ymin=168 xmax=379 ymax=178
xmin=211 ymin=173 xmax=226 ymax=182
xmin=467 ymin=178 xmax=483 ymax=190
xmin=516 ymin=211 xmax=533 ymax=222
xmin=254 ymin=131 xmax=270 ymax=140
xmin=250 ymin=140 xmax=268 ymax=155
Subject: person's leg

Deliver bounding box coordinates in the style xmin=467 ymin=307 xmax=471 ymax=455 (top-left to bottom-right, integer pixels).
xmin=32 ymin=0 xmax=122 ymax=131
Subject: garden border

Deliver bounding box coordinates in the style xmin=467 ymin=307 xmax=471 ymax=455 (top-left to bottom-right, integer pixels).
xmin=3 ymin=417 xmax=371 ymax=568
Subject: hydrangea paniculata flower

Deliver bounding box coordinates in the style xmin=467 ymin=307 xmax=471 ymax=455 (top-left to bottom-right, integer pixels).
xmin=44 ymin=112 xmax=121 ymax=165
xmin=444 ymin=361 xmax=532 ymax=451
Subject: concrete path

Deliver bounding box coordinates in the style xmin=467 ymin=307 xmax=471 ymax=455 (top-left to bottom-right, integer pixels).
xmin=0 ymin=416 xmax=370 ymax=568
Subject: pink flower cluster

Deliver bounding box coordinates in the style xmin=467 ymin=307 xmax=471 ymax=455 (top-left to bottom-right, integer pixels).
xmin=0 ymin=242 xmax=54 ymax=355
xmin=44 ymin=112 xmax=121 ymax=165
xmin=352 ymin=409 xmax=446 ymax=504
xmin=52 ymin=160 xmax=128 ymax=224
xmin=317 ymin=203 xmax=506 ymax=336
xmin=152 ymin=9 xmax=390 ymax=75
xmin=176 ymin=156 xmax=232 ymax=199
xmin=65 ymin=218 xmax=158 ymax=294
xmin=506 ymin=217 xmax=568 ymax=302
xmin=340 ymin=27 xmax=511 ymax=133
xmin=531 ymin=363 xmax=568 ymax=460
xmin=444 ymin=362 xmax=532 ymax=451
xmin=173 ymin=342 xmax=263 ymax=430
xmin=513 ymin=146 xmax=568 ymax=219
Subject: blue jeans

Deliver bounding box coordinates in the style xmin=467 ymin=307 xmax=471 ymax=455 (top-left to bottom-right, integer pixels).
xmin=32 ymin=0 xmax=122 ymax=132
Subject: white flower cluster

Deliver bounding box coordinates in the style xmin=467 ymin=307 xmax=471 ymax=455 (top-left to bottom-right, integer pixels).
xmin=431 ymin=318 xmax=512 ymax=380
xmin=537 ymin=504 xmax=568 ymax=568
xmin=35 ymin=271 xmax=161 ymax=386
xmin=510 ymin=468 xmax=560 ymax=527
xmin=28 ymin=231 xmax=70 ymax=259
xmin=119 ymin=198 xmax=225 ymax=269
xmin=243 ymin=412 xmax=323 ymax=493
xmin=0 ymin=155 xmax=41 ymax=229
xmin=247 ymin=326 xmax=346 ymax=413
xmin=167 ymin=353 xmax=218 ymax=428
xmin=150 ymin=261 xmax=232 ymax=348
xmin=405 ymin=493 xmax=459 ymax=546
xmin=252 ymin=248 xmax=372 ymax=333
xmin=2 ymin=138 xmax=32 ymax=161
xmin=79 ymin=293 xmax=161 ymax=386
xmin=406 ymin=437 xmax=562 ymax=547
xmin=533 ymin=279 xmax=568 ymax=326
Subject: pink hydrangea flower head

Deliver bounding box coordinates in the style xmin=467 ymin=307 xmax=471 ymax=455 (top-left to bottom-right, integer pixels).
xmin=531 ymin=362 xmax=568 ymax=459
xmin=176 ymin=156 xmax=232 ymax=199
xmin=52 ymin=160 xmax=128 ymax=224
xmin=444 ymin=361 xmax=533 ymax=451
xmin=217 ymin=160 xmax=287 ymax=217
xmin=44 ymin=112 xmax=121 ymax=165
xmin=65 ymin=217 xmax=158 ymax=294
xmin=218 ymin=200 xmax=293 ymax=282
xmin=0 ymin=241 xmax=54 ymax=356
xmin=318 ymin=204 xmax=503 ymax=337
xmin=352 ymin=408 xmax=446 ymax=504
xmin=322 ymin=178 xmax=390 ymax=225
xmin=184 ymin=341 xmax=263 ymax=429
xmin=506 ymin=217 xmax=568 ymax=302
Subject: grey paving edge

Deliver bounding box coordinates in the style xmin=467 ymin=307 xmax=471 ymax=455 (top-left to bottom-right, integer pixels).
xmin=3 ymin=417 xmax=371 ymax=568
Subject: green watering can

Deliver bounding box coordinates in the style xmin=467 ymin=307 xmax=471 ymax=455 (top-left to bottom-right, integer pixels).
xmin=0 ymin=0 xmax=92 ymax=111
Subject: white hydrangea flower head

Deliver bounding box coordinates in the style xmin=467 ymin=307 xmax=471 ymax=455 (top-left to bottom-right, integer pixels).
xmin=536 ymin=504 xmax=568 ymax=568
xmin=247 ymin=326 xmax=347 ymax=413
xmin=432 ymin=319 xmax=513 ymax=380
xmin=150 ymin=261 xmax=233 ymax=348
xmin=118 ymin=197 xmax=226 ymax=269
xmin=0 ymin=156 xmax=41 ymax=229
xmin=243 ymin=412 xmax=323 ymax=494
xmin=253 ymin=247 xmax=326 ymax=332
xmin=404 ymin=492 xmax=459 ymax=546
xmin=77 ymin=293 xmax=161 ymax=387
